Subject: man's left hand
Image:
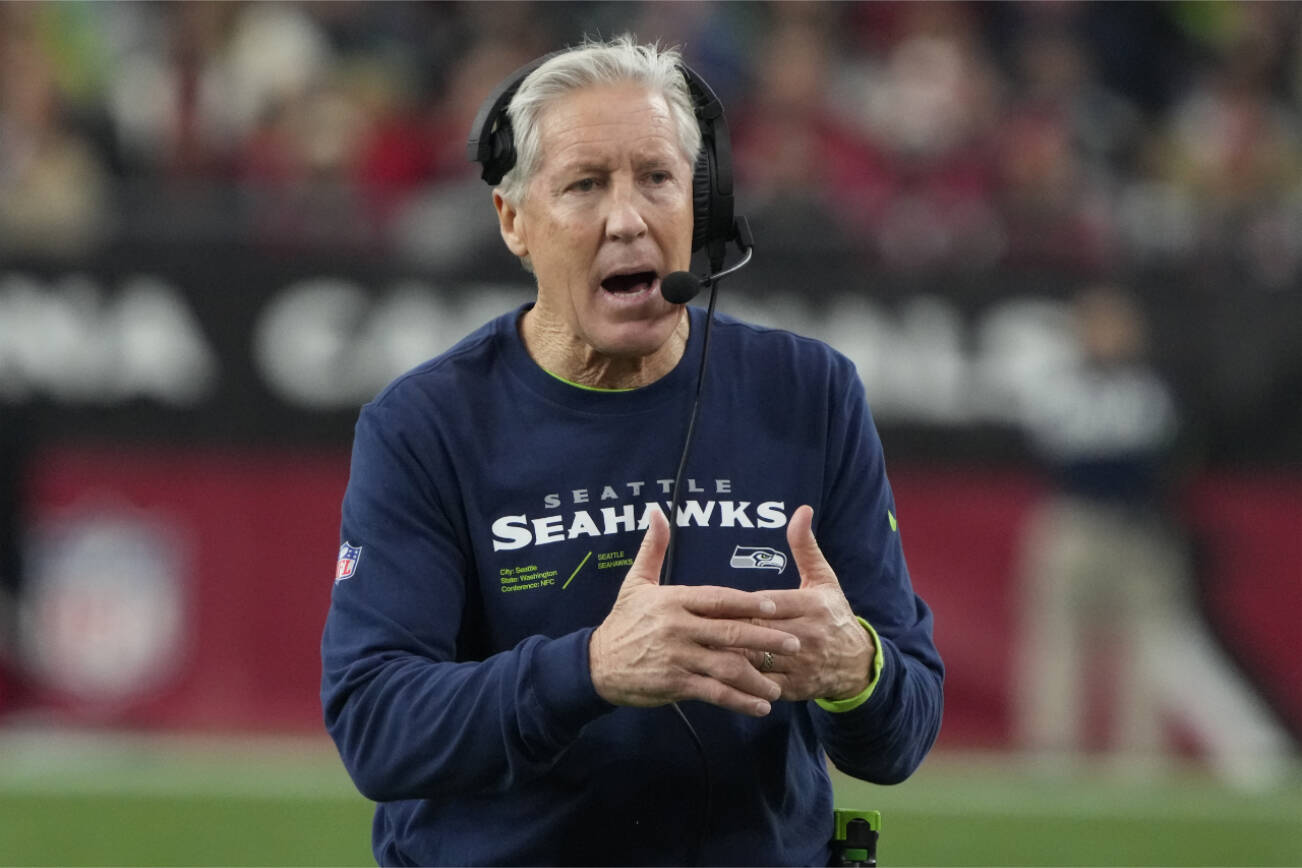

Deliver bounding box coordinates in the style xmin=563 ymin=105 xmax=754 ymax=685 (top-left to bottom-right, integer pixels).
xmin=749 ymin=505 xmax=875 ymax=702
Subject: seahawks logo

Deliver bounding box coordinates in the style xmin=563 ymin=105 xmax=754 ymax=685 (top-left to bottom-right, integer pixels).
xmin=730 ymin=546 xmax=787 ymax=573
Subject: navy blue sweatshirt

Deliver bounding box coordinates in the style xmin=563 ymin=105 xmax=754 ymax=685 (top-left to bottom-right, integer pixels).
xmin=321 ymin=304 xmax=943 ymax=866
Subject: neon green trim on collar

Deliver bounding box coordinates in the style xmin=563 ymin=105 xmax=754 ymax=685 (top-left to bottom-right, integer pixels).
xmin=542 ymin=368 xmax=636 ymax=393
xmin=815 ymin=617 xmax=884 ymax=713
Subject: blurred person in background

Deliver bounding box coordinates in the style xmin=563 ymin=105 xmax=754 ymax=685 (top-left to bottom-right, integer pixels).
xmin=224 ymin=2 xmax=374 ymax=249
xmin=321 ymin=36 xmax=943 ymax=866
xmin=994 ymin=18 xmax=1138 ymax=272
xmin=838 ymin=1 xmax=1006 ymax=272
xmin=1155 ymin=2 xmax=1301 ymax=205
xmin=1146 ymin=2 xmax=1302 ymax=286
xmin=387 ymin=34 xmax=542 ymax=270
xmin=729 ymin=4 xmax=883 ymax=257
xmin=0 ymin=3 xmax=109 ymax=258
xmin=1013 ymin=284 xmax=1294 ymax=789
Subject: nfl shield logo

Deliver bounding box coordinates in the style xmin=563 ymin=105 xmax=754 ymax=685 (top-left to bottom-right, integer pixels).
xmin=336 ymin=542 xmax=362 ymax=582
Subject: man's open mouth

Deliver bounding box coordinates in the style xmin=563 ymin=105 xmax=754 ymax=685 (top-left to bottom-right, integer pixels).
xmin=601 ymin=271 xmax=657 ymax=294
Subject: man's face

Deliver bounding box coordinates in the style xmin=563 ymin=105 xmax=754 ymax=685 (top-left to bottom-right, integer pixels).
xmin=496 ymin=82 xmax=695 ymax=360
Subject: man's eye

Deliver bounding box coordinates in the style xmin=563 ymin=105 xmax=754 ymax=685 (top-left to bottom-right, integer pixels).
xmin=647 ymin=171 xmax=671 ymax=185
xmin=570 ymin=178 xmax=599 ymax=192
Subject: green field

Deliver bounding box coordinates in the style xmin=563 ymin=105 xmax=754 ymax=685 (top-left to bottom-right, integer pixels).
xmin=1 ymin=729 xmax=1299 ymax=866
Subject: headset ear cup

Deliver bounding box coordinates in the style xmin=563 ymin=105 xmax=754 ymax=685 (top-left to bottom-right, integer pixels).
xmin=679 ymin=62 xmax=734 ymax=269
xmin=490 ymin=121 xmax=515 ymax=186
xmin=468 ymin=52 xmax=555 ymax=185
xmin=691 ymin=148 xmax=713 ymax=253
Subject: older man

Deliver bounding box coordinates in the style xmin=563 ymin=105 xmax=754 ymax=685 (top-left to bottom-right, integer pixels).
xmin=322 ymin=36 xmax=942 ymax=866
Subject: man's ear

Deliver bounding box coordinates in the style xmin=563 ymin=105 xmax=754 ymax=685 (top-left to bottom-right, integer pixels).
xmin=494 ymin=191 xmax=529 ymax=259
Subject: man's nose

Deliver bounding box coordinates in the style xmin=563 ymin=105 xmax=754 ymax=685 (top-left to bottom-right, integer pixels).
xmin=605 ymin=180 xmax=648 ymax=242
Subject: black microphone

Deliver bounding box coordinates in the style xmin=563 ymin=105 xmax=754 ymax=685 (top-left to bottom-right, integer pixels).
xmin=660 ymin=218 xmax=755 ymax=304
xmin=661 ymin=271 xmax=704 ymax=304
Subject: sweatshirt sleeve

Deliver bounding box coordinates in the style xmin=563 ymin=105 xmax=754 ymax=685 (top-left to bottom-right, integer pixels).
xmin=320 ymin=400 xmax=614 ymax=802
xmin=807 ymin=360 xmax=945 ymax=784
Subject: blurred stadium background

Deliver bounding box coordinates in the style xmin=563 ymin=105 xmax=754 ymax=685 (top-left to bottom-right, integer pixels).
xmin=1 ymin=1 xmax=1299 ymax=865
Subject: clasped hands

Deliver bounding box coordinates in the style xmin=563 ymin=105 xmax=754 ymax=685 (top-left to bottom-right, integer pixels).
xmin=588 ymin=505 xmax=875 ymax=717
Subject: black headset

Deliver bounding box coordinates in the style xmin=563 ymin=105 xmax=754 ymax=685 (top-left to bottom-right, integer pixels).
xmin=467 ymin=50 xmax=741 ymax=273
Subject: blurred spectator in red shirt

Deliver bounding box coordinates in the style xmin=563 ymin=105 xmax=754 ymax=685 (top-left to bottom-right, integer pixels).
xmin=995 ymin=24 xmax=1137 ymax=272
xmin=730 ymin=4 xmax=888 ymax=255
xmin=838 ymin=2 xmax=1006 ymax=271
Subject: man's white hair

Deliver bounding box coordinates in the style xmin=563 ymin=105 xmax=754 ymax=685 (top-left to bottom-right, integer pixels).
xmin=496 ymin=34 xmax=702 ymax=208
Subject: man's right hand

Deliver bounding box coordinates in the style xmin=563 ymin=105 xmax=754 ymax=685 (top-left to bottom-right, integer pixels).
xmin=588 ymin=507 xmax=800 ymax=717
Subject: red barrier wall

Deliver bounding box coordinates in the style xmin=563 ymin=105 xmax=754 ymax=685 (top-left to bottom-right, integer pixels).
xmin=12 ymin=448 xmax=1300 ymax=749
xmin=17 ymin=447 xmax=346 ymax=730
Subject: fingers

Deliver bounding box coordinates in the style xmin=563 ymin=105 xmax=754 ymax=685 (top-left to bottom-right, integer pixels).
xmin=622 ymin=506 xmax=670 ymax=587
xmin=786 ymin=504 xmax=839 ymax=590
xmin=684 ymin=615 xmax=799 ymax=656
xmin=682 ymin=673 xmax=775 ymax=717
xmin=595 ymin=503 xmax=825 ymax=716
xmin=680 ymin=649 xmax=783 ymax=717
xmin=680 ymin=584 xmax=778 ymax=620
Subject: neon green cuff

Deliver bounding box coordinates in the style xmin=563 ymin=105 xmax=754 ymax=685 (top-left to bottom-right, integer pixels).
xmin=815 ymin=617 xmax=883 ymax=713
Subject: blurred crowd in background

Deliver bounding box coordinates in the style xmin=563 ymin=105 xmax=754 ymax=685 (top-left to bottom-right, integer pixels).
xmin=3 ymin=0 xmax=1302 ymax=283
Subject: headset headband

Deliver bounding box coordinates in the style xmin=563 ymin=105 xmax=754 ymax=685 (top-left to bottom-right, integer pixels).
xmin=466 ymin=49 xmax=739 ymax=269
